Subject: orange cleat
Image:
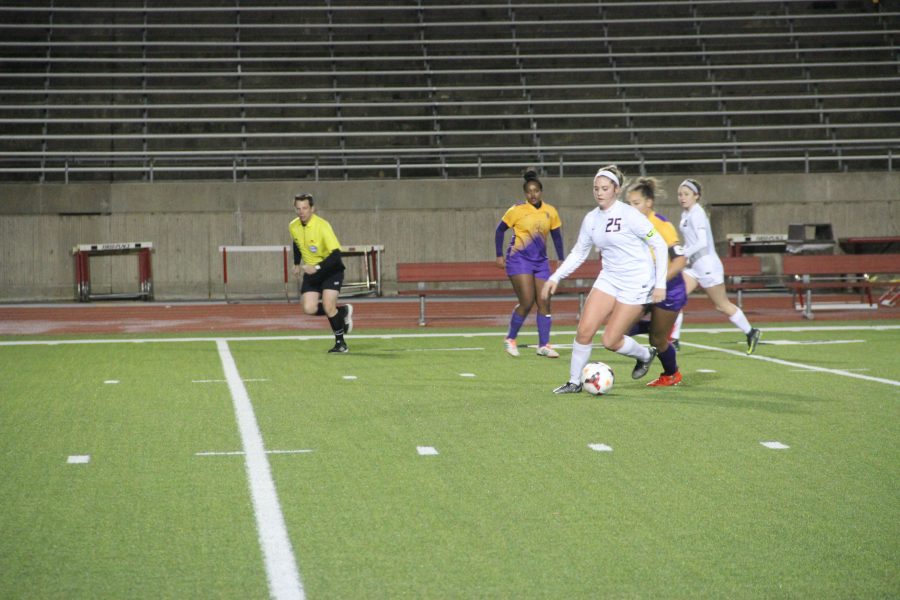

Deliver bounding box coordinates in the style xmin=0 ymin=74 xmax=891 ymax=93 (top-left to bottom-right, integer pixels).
xmin=646 ymin=371 xmax=682 ymax=387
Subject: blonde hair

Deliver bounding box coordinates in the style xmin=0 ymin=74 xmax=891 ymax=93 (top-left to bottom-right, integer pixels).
xmin=595 ymin=164 xmax=625 ymax=189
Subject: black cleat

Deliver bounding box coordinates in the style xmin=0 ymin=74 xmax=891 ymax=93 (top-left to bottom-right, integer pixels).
xmin=746 ymin=328 xmax=761 ymax=355
xmin=342 ymin=304 xmax=353 ymax=334
xmin=328 ymin=341 xmax=349 ymax=354
xmin=632 ymin=347 xmax=658 ymax=379
xmin=553 ymin=381 xmax=582 ymax=394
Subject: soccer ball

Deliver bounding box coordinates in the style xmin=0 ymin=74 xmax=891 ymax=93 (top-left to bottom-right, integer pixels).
xmin=581 ymin=362 xmax=615 ymax=395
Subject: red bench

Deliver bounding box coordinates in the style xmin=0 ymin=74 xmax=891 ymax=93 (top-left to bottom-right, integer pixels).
xmin=782 ymin=254 xmax=900 ymax=319
xmin=396 ymin=259 xmax=602 ymax=326
xmin=722 ymin=256 xmax=765 ymax=308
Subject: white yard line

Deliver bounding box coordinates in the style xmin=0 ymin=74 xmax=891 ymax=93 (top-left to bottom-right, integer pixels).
xmin=680 ymin=340 xmax=900 ymax=387
xmin=216 ymin=339 xmax=305 ymax=600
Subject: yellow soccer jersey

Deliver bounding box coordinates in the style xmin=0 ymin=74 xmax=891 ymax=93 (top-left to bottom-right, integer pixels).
xmin=648 ymin=212 xmax=681 ymax=249
xmin=501 ymin=201 xmax=562 ymax=261
xmin=289 ymin=213 xmax=341 ymax=265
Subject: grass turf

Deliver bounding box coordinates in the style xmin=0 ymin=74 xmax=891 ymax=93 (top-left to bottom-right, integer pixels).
xmin=1 ymin=323 xmax=897 ymax=598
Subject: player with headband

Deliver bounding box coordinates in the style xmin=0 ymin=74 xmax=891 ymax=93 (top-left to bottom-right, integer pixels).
xmin=672 ymin=178 xmax=761 ymax=354
xmin=541 ymin=165 xmax=669 ymax=394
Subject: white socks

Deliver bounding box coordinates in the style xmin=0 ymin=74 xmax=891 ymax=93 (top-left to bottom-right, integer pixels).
xmin=569 ymin=341 xmax=593 ymax=383
xmin=729 ymin=308 xmax=752 ymax=334
xmin=671 ymin=311 xmax=683 ymax=339
xmin=615 ymin=335 xmax=650 ymax=361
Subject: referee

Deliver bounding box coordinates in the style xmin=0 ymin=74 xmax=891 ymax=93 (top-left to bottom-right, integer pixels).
xmin=289 ymin=193 xmax=353 ymax=353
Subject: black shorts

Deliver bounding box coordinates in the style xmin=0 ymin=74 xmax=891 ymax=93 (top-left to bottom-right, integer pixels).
xmin=300 ymin=269 xmax=344 ymax=295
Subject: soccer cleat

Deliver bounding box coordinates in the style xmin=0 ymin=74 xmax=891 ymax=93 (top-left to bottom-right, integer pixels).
xmin=746 ymin=328 xmax=762 ymax=355
xmin=504 ymin=338 xmax=520 ymax=357
xmin=342 ymin=304 xmax=354 ymax=334
xmin=670 ymin=339 xmax=680 ymax=352
xmin=552 ymin=381 xmax=582 ymax=394
xmin=536 ymin=345 xmax=560 ymax=358
xmin=327 ymin=341 xmax=348 ymax=354
xmin=631 ymin=347 xmax=658 ymax=379
xmin=646 ymin=371 xmax=683 ymax=387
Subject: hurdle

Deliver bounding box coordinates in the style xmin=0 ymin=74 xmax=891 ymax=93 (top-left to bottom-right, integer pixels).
xmin=72 ymin=242 xmax=154 ymax=302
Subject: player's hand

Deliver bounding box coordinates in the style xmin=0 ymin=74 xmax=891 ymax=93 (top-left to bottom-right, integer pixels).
xmin=495 ymin=256 xmax=505 ymax=269
xmin=542 ymin=280 xmax=558 ymax=299
xmin=651 ymin=287 xmax=666 ymax=303
xmin=292 ymin=265 xmax=301 ymax=277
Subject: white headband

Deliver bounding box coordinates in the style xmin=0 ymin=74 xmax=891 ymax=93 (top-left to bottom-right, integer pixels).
xmin=679 ymin=179 xmax=700 ymax=195
xmin=594 ymin=169 xmax=620 ymax=187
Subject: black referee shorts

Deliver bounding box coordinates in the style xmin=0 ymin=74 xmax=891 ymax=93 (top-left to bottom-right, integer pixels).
xmin=300 ymin=269 xmax=344 ymax=295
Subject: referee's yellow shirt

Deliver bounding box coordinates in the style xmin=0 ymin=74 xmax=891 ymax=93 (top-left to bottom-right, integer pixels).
xmin=289 ymin=214 xmax=341 ymax=266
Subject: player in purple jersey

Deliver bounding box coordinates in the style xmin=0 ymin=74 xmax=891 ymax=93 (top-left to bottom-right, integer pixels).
xmin=625 ymin=177 xmax=687 ymax=387
xmin=495 ymin=168 xmax=565 ymax=358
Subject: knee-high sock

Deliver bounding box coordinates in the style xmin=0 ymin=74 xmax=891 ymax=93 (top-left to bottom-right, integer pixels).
xmin=326 ymin=312 xmax=345 ymax=342
xmin=536 ymin=314 xmax=552 ymax=347
xmin=627 ymin=319 xmax=651 ymax=337
xmin=729 ymin=308 xmax=752 ymax=334
xmin=670 ymin=311 xmax=684 ymax=340
xmin=657 ymin=344 xmax=678 ymax=375
xmin=507 ymin=310 xmax=527 ymax=340
xmin=614 ymin=335 xmax=650 ymax=361
xmin=569 ymin=341 xmax=593 ymax=384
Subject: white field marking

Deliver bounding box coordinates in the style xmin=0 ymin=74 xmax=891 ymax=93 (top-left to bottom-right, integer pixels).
xmin=679 ymin=340 xmax=900 ymax=387
xmin=103 ymin=379 xmax=119 ymax=384
xmin=588 ymin=443 xmax=613 ymax=452
xmin=67 ymin=455 xmax=90 ymax=464
xmin=196 ymin=449 xmax=314 ymax=457
xmin=696 ymin=369 xmax=717 ymax=373
xmin=789 ymin=367 xmax=870 ymax=373
xmin=192 ymin=378 xmax=269 ymax=383
xmin=417 ymin=446 xmax=439 ymax=456
xmin=761 ymin=441 xmax=790 ymax=450
xmin=2 ymin=324 xmax=897 ymax=347
xmin=746 ymin=339 xmax=864 ymax=346
xmin=405 ymin=347 xmax=485 ymax=352
xmin=216 ymin=340 xmax=304 ymax=600
xmin=459 ymin=373 xmax=476 ymax=377
xmin=342 ymin=375 xmax=358 ymax=380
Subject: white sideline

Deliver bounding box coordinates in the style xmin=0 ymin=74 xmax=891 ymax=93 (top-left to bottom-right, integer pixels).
xmin=680 ymin=340 xmax=900 ymax=387
xmin=216 ymin=340 xmax=304 ymax=600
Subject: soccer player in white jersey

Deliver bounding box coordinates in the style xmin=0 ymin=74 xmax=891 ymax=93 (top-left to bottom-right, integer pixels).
xmin=671 ymin=179 xmax=761 ymax=354
xmin=541 ymin=165 xmax=669 ymax=394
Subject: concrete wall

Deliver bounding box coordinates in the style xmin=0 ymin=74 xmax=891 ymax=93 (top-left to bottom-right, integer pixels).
xmin=0 ymin=172 xmax=897 ymax=301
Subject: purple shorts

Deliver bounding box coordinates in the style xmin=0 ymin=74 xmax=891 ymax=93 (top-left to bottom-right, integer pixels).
xmin=505 ymin=254 xmax=551 ymax=280
xmin=656 ymin=281 xmax=687 ymax=312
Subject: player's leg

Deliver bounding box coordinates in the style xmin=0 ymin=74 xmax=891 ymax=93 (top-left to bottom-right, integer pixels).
xmin=703 ymin=283 xmax=761 ymax=353
xmin=646 ymin=306 xmax=682 ymax=386
xmin=301 ymin=291 xmax=322 ymax=315
xmin=505 ymin=273 xmax=536 ymax=356
xmin=321 ymin=272 xmax=349 ymax=352
xmin=553 ymin=288 xmax=615 ymax=393
xmin=670 ymin=272 xmax=698 ymax=347
xmin=601 ymin=301 xmax=657 ymax=379
xmin=534 ymin=271 xmax=558 ymax=357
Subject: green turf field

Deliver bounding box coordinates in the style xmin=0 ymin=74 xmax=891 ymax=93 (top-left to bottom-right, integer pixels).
xmin=1 ymin=322 xmax=898 ymax=599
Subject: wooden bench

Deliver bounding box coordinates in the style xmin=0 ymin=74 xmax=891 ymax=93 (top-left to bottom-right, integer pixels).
xmin=396 ymin=259 xmax=602 ymax=326
xmin=782 ymin=254 xmax=900 ymax=319
xmin=722 ymin=256 xmax=765 ymax=308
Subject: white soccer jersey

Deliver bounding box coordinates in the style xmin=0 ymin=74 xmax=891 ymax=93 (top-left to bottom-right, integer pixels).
xmin=680 ymin=203 xmax=718 ymax=263
xmin=550 ymin=200 xmax=668 ymax=289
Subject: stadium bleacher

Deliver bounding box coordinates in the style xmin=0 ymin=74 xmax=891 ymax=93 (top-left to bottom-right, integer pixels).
xmin=0 ymin=0 xmax=897 ymax=182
